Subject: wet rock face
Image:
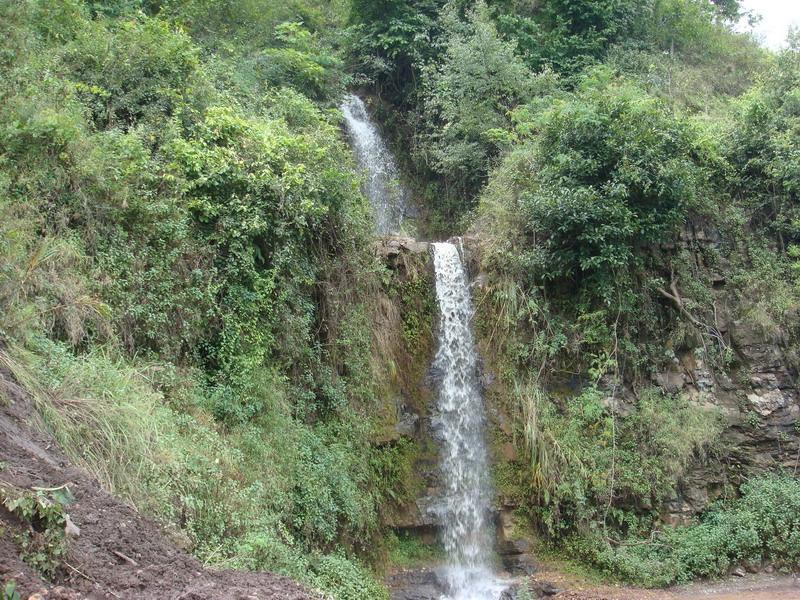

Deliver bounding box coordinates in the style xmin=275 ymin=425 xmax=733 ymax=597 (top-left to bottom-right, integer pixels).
xmin=376 ymin=236 xmax=430 ymax=272
xmin=499 ymin=581 xmax=562 ymax=599
xmin=495 ymin=509 xmax=537 ymax=577
xmin=649 ymin=224 xmax=800 ymax=521
xmin=374 ymin=235 xmax=442 ymax=532
xmin=387 ymin=570 xmax=444 ymax=600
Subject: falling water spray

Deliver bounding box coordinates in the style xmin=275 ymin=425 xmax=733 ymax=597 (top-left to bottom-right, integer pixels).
xmin=431 ymin=242 xmax=506 ymax=600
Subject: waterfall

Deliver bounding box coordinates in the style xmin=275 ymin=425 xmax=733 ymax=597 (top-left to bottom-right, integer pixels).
xmin=343 ymin=93 xmax=505 ymax=597
xmin=431 ymin=242 xmax=505 ymax=600
xmin=340 ymin=94 xmax=407 ymax=235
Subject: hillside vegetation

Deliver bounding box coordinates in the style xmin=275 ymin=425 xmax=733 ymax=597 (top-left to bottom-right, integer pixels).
xmin=1 ymin=0 xmax=800 ymax=597
xmin=1 ymin=1 xmax=397 ymax=597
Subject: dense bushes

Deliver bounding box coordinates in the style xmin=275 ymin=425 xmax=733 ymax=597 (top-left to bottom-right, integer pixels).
xmin=728 ymin=42 xmax=800 ymax=249
xmin=347 ymin=0 xmax=444 ymax=105
xmin=482 ymin=70 xmax=716 ymax=305
xmin=496 ymin=0 xmax=645 ymax=75
xmin=570 ymin=476 xmax=800 ymax=587
xmin=0 ymin=1 xmax=397 ymax=598
xmin=417 ymin=2 xmax=534 ymax=214
xmin=497 ymin=383 xmax=722 ymax=539
xmin=347 ymin=0 xmax=761 ymax=229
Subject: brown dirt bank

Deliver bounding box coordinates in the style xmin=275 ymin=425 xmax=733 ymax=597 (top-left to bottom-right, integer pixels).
xmin=0 ymin=371 xmax=317 ymax=600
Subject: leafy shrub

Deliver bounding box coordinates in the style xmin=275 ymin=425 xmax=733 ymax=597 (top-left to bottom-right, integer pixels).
xmin=3 ymin=580 xmax=21 ymax=600
xmin=63 ymin=15 xmax=205 ymax=130
xmin=310 ymin=552 xmax=389 ymax=600
xmin=421 ymin=2 xmax=532 ymax=169
xmin=346 ymin=0 xmax=443 ymax=105
xmin=574 ymin=475 xmax=800 ymax=587
xmin=418 ymin=1 xmax=534 ymax=217
xmin=1 ymin=486 xmax=69 ymax=579
xmin=489 ymin=69 xmax=715 ymax=304
xmin=386 ymin=530 xmax=443 ymax=569
xmin=258 ymin=22 xmax=341 ymax=100
xmin=511 ymin=383 xmax=722 ymax=538
xmin=496 ymin=0 xmax=645 ymax=75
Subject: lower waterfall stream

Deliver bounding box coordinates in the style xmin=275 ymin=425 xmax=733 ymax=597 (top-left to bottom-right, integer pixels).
xmin=431 ymin=242 xmax=507 ymax=600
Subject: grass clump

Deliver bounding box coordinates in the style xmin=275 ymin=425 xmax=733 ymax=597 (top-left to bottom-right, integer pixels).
xmin=386 ymin=530 xmax=443 ymax=569
xmin=506 ymin=382 xmax=723 ymax=539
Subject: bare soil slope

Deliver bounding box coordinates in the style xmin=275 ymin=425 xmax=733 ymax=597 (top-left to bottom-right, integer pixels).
xmin=0 ymin=372 xmax=316 ymax=600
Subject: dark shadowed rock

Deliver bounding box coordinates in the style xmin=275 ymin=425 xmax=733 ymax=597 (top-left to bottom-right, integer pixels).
xmin=387 ymin=569 xmax=444 ymax=600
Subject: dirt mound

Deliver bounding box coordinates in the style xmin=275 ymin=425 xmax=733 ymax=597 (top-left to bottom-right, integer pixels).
xmin=0 ymin=373 xmax=317 ymax=600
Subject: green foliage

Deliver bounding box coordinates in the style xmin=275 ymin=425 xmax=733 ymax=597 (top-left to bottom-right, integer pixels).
xmin=2 ymin=486 xmax=69 ymax=579
xmin=572 ymin=475 xmax=800 ymax=586
xmin=62 ymin=15 xmax=205 ymax=130
xmin=497 ymin=0 xmax=644 ymax=75
xmin=514 ymin=582 xmax=535 ymax=600
xmin=604 ymin=32 xmax=765 ymax=111
xmin=3 ymin=335 xmax=387 ymax=597
xmin=511 ymin=382 xmax=722 ymax=538
xmin=347 ymin=0 xmax=444 ymax=103
xmin=3 ymin=581 xmax=21 ymax=600
xmin=311 ymin=552 xmax=390 ymax=600
xmin=231 ymin=532 xmax=388 ymax=599
xmin=259 ymin=22 xmax=343 ymax=99
xmin=386 ymin=530 xmax=443 ymax=568
xmin=418 ymin=1 xmax=534 ymax=214
xmin=494 ymin=69 xmax=714 ymax=303
xmin=395 ymin=273 xmax=436 ymax=356
xmin=369 ymin=437 xmax=420 ymax=515
xmin=728 ymin=45 xmax=800 ymax=248
xmin=0 ymin=2 xmax=399 ymax=598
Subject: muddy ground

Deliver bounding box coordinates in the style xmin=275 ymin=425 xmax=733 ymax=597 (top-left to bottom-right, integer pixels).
xmin=387 ymin=566 xmax=800 ymax=600
xmin=527 ymin=567 xmax=800 ymax=600
xmin=0 ymin=371 xmax=317 ymax=600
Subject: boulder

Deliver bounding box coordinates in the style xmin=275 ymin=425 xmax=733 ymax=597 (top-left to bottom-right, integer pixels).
xmin=747 ymin=389 xmax=789 ymax=416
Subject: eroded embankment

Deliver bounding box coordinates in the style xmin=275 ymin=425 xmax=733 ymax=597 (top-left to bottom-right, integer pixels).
xmin=0 ymin=369 xmax=317 ymax=600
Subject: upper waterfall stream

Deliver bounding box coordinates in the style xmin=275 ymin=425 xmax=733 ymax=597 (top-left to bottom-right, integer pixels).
xmin=340 ymin=94 xmax=407 ymax=234
xmin=432 ymin=242 xmax=506 ymax=600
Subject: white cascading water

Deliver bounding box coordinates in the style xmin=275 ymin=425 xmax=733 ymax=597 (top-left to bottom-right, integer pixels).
xmin=340 ymin=94 xmax=406 ymax=234
xmin=432 ymin=242 xmax=506 ymax=600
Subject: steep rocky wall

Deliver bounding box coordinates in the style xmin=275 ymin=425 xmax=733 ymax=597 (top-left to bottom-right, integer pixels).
xmin=652 ymin=225 xmax=800 ymax=522
xmin=372 ymin=236 xmax=441 ymax=536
